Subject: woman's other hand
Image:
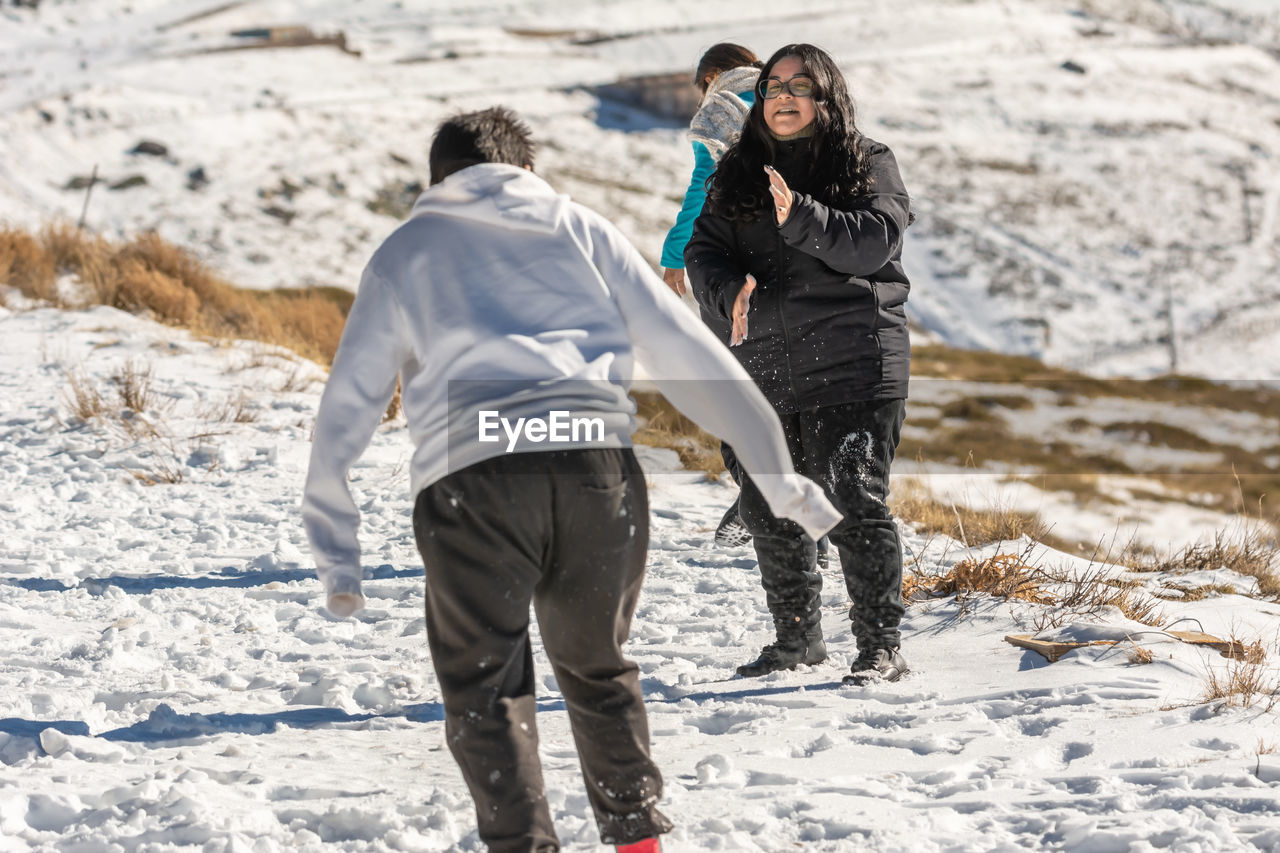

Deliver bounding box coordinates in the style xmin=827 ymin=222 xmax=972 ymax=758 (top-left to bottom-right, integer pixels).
xmin=731 ymin=274 xmax=757 ymax=346
xmin=661 ymin=267 xmax=687 ymax=296
xmin=766 ymin=165 xmax=793 ymax=225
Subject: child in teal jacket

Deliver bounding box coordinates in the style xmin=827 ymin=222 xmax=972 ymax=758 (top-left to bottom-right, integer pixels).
xmin=660 ymin=44 xmax=760 ymax=294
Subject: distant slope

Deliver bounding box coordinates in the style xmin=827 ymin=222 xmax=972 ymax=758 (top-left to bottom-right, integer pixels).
xmin=0 ymin=0 xmax=1277 ymax=379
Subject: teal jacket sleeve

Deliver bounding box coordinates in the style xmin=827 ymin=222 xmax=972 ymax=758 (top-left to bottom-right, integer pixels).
xmin=660 ymin=140 xmax=717 ymax=269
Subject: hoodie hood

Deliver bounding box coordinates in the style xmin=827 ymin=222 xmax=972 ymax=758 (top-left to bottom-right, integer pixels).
xmin=689 ymin=65 xmax=759 ymax=158
xmin=409 ymin=163 xmax=567 ymax=234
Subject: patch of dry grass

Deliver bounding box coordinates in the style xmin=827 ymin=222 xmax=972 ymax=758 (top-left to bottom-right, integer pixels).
xmin=913 ymin=345 xmax=1280 ymax=420
xmin=938 ymin=394 xmax=1034 ymax=422
xmin=1031 ymin=547 xmax=1167 ymax=630
xmin=0 ymin=225 xmax=58 ymax=303
xmin=63 ymin=368 xmax=107 ymax=422
xmin=276 ymin=365 xmax=321 ymax=394
xmin=900 ymin=419 xmax=1136 ymax=479
xmin=123 ymin=438 xmax=186 ymax=486
xmin=905 ymin=550 xmax=1051 ymax=604
xmin=1099 ymin=420 xmax=1217 ymax=452
xmin=1155 ymin=583 xmax=1248 ymax=602
xmin=198 ymin=393 xmax=258 ymax=424
xmin=631 ymin=389 xmax=724 ymax=479
xmin=891 ymin=479 xmax=1050 ymax=547
xmin=110 ymin=359 xmax=156 ymax=413
xmin=4 ymin=223 xmax=350 ymax=366
xmin=383 ymin=380 xmax=402 ymax=423
xmin=1200 ymin=656 xmax=1279 ymax=710
xmin=1127 ymin=526 xmax=1280 ymax=600
xmin=1126 ymin=645 xmax=1155 ymax=665
xmin=905 ymin=399 xmax=1277 ymax=526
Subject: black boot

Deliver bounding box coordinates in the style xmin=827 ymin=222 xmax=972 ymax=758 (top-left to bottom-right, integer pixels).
xmin=843 ymin=646 xmax=909 ymax=685
xmin=816 ymin=536 xmax=830 ymax=572
xmin=714 ymin=496 xmax=752 ymax=548
xmin=737 ymin=628 xmax=826 ymax=678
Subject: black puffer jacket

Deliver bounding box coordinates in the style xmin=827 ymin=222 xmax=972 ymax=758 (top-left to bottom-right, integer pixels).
xmin=685 ymin=137 xmax=911 ymax=413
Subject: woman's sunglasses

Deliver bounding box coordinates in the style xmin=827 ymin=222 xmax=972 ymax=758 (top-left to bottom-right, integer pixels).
xmin=758 ymin=76 xmax=815 ymax=99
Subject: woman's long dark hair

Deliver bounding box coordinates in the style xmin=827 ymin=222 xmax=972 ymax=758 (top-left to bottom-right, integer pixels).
xmin=705 ymin=43 xmax=872 ymax=225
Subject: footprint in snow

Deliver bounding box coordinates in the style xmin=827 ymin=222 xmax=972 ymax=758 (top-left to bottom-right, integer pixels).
xmin=1191 ymin=738 xmax=1238 ymax=751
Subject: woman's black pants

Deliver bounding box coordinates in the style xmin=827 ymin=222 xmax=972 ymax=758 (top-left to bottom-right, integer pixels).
xmin=737 ymin=398 xmax=907 ymax=651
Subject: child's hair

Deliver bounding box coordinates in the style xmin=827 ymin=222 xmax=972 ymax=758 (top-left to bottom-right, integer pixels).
xmin=694 ymin=43 xmax=762 ymax=93
xmin=429 ymin=106 xmax=537 ymax=185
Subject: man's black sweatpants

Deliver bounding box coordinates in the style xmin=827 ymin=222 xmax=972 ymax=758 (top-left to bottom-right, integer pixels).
xmin=412 ymin=447 xmax=672 ymax=853
xmin=737 ymin=398 xmax=907 ymax=651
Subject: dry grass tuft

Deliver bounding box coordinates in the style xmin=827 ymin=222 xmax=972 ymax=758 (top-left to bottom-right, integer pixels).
xmin=1200 ymin=657 xmax=1279 ymax=710
xmin=1125 ymin=525 xmax=1280 ymax=600
xmin=246 ymin=287 xmax=349 ymax=365
xmin=113 ymin=257 xmax=202 ymax=326
xmin=631 ymin=389 xmax=724 ymax=479
xmin=912 ymin=345 xmax=1280 ymax=419
xmin=3 ymin=223 xmax=351 ymax=366
xmin=1100 ymin=420 xmax=1216 ymax=452
xmin=63 ymin=369 xmax=107 ymax=422
xmin=225 ymin=395 xmax=257 ymax=424
xmin=1031 ymin=560 xmax=1166 ymax=630
xmin=124 ymin=452 xmax=185 ymax=486
xmin=0 ymin=225 xmax=58 ymax=302
xmin=116 ymin=232 xmax=230 ymax=316
xmin=891 ymin=480 xmax=1049 ymax=547
xmin=276 ymin=364 xmax=320 ymax=394
xmin=383 ymin=380 xmax=402 ymax=423
xmin=197 ymin=393 xmax=258 ymax=424
xmin=938 ymin=394 xmax=1034 ymax=422
xmin=908 ymin=550 xmax=1051 ymax=604
xmin=1237 ymin=639 xmax=1268 ymax=666
xmin=1156 ymin=583 xmax=1246 ymax=602
xmin=1127 ymin=645 xmax=1155 ymax=665
xmin=110 ymin=359 xmax=156 ymax=413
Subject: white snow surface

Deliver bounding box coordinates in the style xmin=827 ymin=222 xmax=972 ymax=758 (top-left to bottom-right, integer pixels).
xmin=2 ymin=0 xmax=1280 ymax=380
xmin=2 ymin=305 xmax=1280 ymax=851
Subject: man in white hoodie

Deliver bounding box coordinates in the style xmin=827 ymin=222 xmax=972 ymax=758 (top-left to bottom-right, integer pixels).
xmin=302 ymin=107 xmax=840 ymax=853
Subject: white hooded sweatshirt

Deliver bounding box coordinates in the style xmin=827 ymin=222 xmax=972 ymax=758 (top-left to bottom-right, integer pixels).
xmin=302 ymin=164 xmax=841 ymax=601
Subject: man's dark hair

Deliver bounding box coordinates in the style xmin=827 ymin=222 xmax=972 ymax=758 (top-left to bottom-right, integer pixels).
xmin=428 ymin=107 xmax=536 ymax=185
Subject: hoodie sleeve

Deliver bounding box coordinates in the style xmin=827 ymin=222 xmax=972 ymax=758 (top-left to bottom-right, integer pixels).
xmin=659 ymin=141 xmax=716 ymax=269
xmin=575 ymin=211 xmax=841 ymax=542
xmin=777 ymin=144 xmax=911 ymax=276
xmin=302 ymin=266 xmax=411 ymax=599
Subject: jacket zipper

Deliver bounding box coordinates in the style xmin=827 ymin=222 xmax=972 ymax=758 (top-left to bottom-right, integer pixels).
xmin=869 ymin=280 xmax=884 ymax=396
xmin=776 ymin=227 xmax=799 ymax=410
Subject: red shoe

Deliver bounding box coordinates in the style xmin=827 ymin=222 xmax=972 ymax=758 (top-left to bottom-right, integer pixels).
xmin=616 ymin=839 xmax=661 ymax=853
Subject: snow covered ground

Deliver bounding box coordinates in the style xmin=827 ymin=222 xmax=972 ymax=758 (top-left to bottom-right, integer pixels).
xmin=4 ymin=1 xmax=1280 ymax=849
xmin=2 ymin=303 xmax=1279 ymax=851
xmin=2 ymin=0 xmax=1280 ymax=378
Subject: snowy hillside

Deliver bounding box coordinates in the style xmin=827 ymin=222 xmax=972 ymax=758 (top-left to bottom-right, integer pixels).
xmin=1 ymin=303 xmax=1279 ymax=851
xmin=2 ymin=0 xmax=1279 ymax=378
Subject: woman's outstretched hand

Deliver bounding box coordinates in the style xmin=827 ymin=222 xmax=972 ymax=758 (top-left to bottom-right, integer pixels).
xmin=731 ymin=274 xmax=757 ymax=346
xmin=766 ymin=165 xmax=793 ymax=225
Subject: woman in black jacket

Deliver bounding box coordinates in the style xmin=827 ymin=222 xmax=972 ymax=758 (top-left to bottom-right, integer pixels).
xmin=686 ymin=43 xmax=912 ymax=683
